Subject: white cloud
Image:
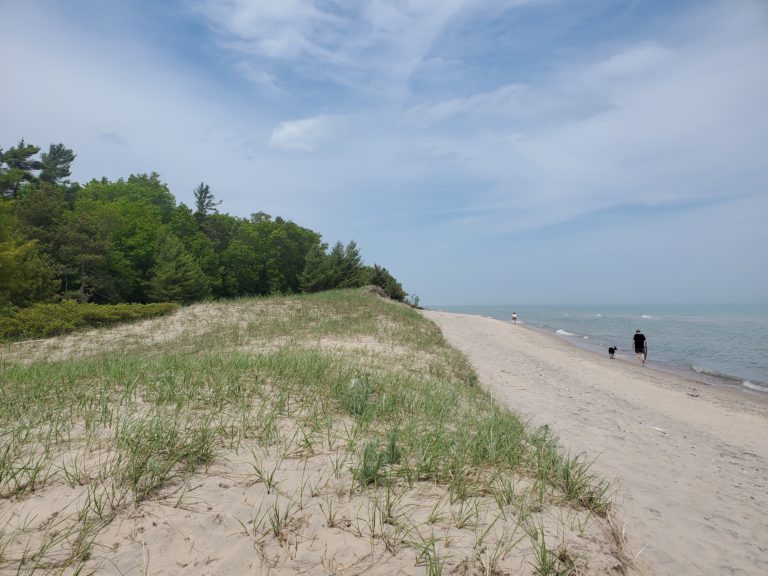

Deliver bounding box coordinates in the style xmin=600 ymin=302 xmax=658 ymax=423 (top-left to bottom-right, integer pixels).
xmin=189 ymin=0 xmax=475 ymax=91
xmin=191 ymin=0 xmax=330 ymax=59
xmin=268 ymin=115 xmax=335 ymax=151
xmin=405 ymin=84 xmax=529 ymax=125
xmin=234 ymin=61 xmax=282 ymax=93
xmin=586 ymin=41 xmax=671 ymax=82
xmin=393 ymin=0 xmax=768 ymax=233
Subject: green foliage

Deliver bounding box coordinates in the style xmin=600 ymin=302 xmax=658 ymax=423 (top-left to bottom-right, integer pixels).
xmin=364 ymin=264 xmax=406 ymax=301
xmin=57 ymin=202 xmax=127 ymax=302
xmin=146 ymin=232 xmax=211 ymax=303
xmin=220 ymin=216 xmax=322 ymax=297
xmin=193 ymin=182 xmax=220 ymax=224
xmin=332 ymin=240 xmax=366 ymax=288
xmin=0 ymin=301 xmax=179 ymax=341
xmin=169 ymin=204 xmax=222 ymax=294
xmin=1 ymin=138 xmax=408 ymax=308
xmin=65 ymin=176 xmax=176 ymax=300
xmin=39 ymin=143 xmax=76 ymax=184
xmin=300 ymin=240 xmax=367 ymax=293
xmin=13 ymin=183 xmax=70 ymax=250
xmin=220 ymin=236 xmax=263 ymax=296
xmin=80 ymin=173 xmax=176 ymax=221
xmin=0 ymin=140 xmax=43 ymax=199
xmin=200 ymin=212 xmax=239 ymax=253
xmin=0 ymin=203 xmax=58 ymax=307
xmin=299 ymin=242 xmax=332 ymax=292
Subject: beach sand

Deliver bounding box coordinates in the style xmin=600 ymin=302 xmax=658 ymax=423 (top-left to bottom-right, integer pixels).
xmin=422 ymin=310 xmax=768 ymax=576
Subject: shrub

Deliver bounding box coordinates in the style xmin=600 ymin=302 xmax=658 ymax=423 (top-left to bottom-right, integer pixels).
xmin=0 ymin=301 xmax=180 ymax=341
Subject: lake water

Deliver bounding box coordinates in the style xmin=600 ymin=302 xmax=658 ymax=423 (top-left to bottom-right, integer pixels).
xmin=430 ymin=303 xmax=768 ymax=394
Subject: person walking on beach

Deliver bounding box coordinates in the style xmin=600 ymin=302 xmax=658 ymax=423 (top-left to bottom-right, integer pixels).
xmin=633 ymin=330 xmax=647 ymax=365
xmin=512 ymin=312 xmax=518 ymax=324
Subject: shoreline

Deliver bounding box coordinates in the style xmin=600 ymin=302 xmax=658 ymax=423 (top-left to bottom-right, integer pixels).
xmin=558 ymin=327 xmax=768 ymax=397
xmin=428 ymin=304 xmax=768 ymax=395
xmin=441 ymin=307 xmax=768 ymax=405
xmin=523 ymin=320 xmax=768 ymax=413
xmin=423 ymin=309 xmax=768 ymax=576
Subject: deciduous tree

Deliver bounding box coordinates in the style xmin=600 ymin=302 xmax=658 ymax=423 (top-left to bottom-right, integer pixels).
xmin=0 ymin=203 xmax=58 ymax=307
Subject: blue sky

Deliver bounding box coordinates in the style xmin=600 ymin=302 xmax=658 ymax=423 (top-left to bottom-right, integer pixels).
xmin=2 ymin=0 xmax=766 ymax=305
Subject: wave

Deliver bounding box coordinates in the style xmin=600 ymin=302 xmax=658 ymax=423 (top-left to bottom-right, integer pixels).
xmin=641 ymin=314 xmax=653 ymax=319
xmin=692 ymin=365 xmax=716 ymax=375
xmin=743 ymin=381 xmax=768 ymax=393
xmin=692 ymin=365 xmax=734 ymax=378
xmin=692 ymin=365 xmax=746 ymax=384
xmin=556 ymin=329 xmax=575 ymax=336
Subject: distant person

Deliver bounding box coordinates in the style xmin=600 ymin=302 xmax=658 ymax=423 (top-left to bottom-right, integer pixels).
xmin=512 ymin=312 xmax=518 ymax=324
xmin=633 ymin=330 xmax=647 ymax=365
xmin=608 ymin=346 xmax=617 ymax=359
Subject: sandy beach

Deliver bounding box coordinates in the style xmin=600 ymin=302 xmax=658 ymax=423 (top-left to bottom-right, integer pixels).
xmin=422 ymin=310 xmax=768 ymax=576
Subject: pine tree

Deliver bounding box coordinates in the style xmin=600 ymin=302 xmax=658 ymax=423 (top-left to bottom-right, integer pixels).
xmin=0 ymin=140 xmax=43 ymax=199
xmin=300 ymin=243 xmax=330 ymax=292
xmin=193 ymin=182 xmax=221 ymax=225
xmin=40 ymin=143 xmax=76 ymax=184
xmin=367 ymin=264 xmax=406 ymax=301
xmin=146 ymin=232 xmax=210 ymax=303
xmin=338 ymin=241 xmax=365 ymax=288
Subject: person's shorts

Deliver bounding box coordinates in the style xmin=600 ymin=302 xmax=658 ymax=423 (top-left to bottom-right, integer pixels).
xmin=635 ymin=346 xmax=644 ymax=353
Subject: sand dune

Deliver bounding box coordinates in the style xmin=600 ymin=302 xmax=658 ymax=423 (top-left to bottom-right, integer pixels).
xmin=423 ymin=310 xmax=768 ymax=576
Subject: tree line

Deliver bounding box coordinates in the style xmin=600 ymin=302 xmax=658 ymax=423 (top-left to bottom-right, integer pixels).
xmin=0 ymin=140 xmax=406 ymax=309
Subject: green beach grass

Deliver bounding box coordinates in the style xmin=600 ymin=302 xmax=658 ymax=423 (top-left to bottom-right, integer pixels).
xmin=0 ymin=289 xmax=629 ymax=575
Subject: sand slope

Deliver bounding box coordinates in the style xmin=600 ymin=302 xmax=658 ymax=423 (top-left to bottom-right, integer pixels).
xmin=423 ymin=311 xmax=768 ymax=576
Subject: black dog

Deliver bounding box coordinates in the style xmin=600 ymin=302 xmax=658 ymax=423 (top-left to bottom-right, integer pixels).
xmin=608 ymin=346 xmax=617 ymax=359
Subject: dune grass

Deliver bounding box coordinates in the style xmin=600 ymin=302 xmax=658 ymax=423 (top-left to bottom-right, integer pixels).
xmin=0 ymin=289 xmax=626 ymax=575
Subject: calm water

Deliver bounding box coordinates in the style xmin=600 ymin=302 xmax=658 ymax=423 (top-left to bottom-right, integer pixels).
xmin=431 ymin=304 xmax=768 ymax=394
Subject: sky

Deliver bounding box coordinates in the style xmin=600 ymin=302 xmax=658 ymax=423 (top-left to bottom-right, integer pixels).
xmin=1 ymin=0 xmax=766 ymax=305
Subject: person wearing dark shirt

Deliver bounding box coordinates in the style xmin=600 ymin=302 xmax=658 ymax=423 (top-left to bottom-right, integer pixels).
xmin=633 ymin=330 xmax=647 ymax=365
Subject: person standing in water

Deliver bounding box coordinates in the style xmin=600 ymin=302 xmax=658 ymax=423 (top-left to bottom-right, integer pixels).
xmin=512 ymin=312 xmax=518 ymax=324
xmin=633 ymin=330 xmax=647 ymax=365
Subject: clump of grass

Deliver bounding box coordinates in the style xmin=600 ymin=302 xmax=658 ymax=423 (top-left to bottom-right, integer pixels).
xmin=114 ymin=414 xmax=217 ymax=503
xmin=352 ymin=440 xmax=386 ymax=488
xmin=338 ymin=376 xmax=376 ymax=419
xmin=526 ymin=519 xmax=577 ymax=576
xmin=409 ymin=532 xmax=445 ymax=576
